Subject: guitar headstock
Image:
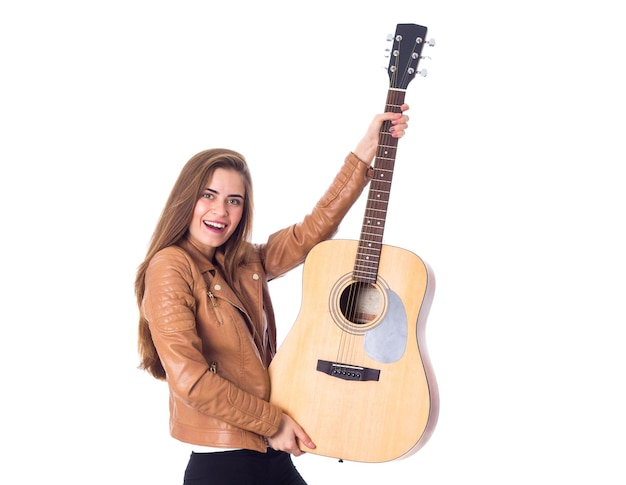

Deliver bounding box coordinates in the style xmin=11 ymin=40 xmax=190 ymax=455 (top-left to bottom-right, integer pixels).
xmin=386 ymin=23 xmax=433 ymax=90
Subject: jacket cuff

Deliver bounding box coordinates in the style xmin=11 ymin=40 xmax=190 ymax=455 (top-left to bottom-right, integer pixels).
xmin=349 ymin=151 xmax=374 ymax=180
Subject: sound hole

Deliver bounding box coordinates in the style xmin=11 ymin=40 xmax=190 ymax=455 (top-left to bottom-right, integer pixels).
xmin=339 ymin=282 xmax=383 ymax=325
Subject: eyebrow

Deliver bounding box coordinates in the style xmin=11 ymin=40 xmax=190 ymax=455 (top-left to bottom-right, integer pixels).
xmin=205 ymin=187 xmax=245 ymax=199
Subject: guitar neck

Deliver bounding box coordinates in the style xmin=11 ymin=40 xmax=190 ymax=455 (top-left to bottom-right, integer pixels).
xmin=352 ymin=22 xmax=430 ymax=285
xmin=354 ymin=89 xmax=406 ymax=284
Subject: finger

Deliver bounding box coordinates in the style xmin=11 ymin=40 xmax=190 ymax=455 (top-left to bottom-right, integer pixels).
xmin=291 ymin=448 xmax=305 ymax=457
xmin=295 ymin=428 xmax=316 ymax=450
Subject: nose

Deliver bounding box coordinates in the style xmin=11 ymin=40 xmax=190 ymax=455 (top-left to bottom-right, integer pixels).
xmin=211 ymin=201 xmax=228 ymax=216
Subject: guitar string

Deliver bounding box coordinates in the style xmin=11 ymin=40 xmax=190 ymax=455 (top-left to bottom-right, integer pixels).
xmin=337 ymin=106 xmax=393 ymax=368
xmin=336 ymin=43 xmax=414 ymax=371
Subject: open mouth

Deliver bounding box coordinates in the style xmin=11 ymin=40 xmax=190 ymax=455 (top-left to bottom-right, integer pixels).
xmin=204 ymin=221 xmax=226 ymax=231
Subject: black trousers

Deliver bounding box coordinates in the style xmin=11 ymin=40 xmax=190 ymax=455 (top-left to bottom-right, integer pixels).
xmin=183 ymin=448 xmax=308 ymax=485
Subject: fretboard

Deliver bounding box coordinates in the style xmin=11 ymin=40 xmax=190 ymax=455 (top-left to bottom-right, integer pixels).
xmin=353 ymin=89 xmax=406 ymax=284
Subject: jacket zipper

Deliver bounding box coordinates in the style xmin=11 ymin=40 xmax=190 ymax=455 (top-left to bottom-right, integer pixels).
xmin=207 ymin=290 xmax=224 ymax=325
xmin=207 ymin=290 xmax=266 ymax=369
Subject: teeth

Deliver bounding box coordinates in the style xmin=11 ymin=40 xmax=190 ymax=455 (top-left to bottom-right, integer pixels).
xmin=206 ymin=221 xmax=225 ymax=229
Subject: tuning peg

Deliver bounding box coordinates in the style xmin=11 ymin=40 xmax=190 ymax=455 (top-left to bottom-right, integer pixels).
xmin=426 ymin=38 xmax=436 ymax=47
xmin=418 ymin=69 xmax=428 ymax=77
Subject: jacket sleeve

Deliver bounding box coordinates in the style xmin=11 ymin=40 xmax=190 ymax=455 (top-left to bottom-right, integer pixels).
xmin=142 ymin=247 xmax=283 ymax=438
xmin=262 ymin=152 xmax=372 ymax=280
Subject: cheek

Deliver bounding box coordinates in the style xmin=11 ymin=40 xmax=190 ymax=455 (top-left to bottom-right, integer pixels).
xmin=191 ymin=205 xmax=201 ymax=220
xmin=191 ymin=200 xmax=206 ymax=223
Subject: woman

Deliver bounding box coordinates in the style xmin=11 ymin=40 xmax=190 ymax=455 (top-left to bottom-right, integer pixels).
xmin=135 ymin=105 xmax=410 ymax=484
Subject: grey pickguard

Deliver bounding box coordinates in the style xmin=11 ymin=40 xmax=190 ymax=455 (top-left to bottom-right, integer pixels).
xmin=363 ymin=289 xmax=407 ymax=363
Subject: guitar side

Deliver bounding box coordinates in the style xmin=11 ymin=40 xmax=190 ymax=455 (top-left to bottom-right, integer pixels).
xmin=269 ymin=239 xmax=438 ymax=463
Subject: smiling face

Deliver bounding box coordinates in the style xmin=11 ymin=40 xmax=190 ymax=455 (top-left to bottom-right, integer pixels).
xmin=187 ymin=167 xmax=245 ymax=258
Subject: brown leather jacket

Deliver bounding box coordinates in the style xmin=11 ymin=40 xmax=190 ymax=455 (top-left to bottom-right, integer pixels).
xmin=142 ymin=153 xmax=373 ymax=452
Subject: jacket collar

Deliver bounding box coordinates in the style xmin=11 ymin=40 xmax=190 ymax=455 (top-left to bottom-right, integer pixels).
xmin=177 ymin=237 xmax=217 ymax=275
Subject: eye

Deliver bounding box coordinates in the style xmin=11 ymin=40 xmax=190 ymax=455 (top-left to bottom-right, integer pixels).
xmin=228 ymin=198 xmax=242 ymax=206
xmin=202 ymin=192 xmax=215 ymax=200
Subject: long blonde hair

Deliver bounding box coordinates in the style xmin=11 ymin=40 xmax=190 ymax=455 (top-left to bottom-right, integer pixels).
xmin=135 ymin=148 xmax=254 ymax=379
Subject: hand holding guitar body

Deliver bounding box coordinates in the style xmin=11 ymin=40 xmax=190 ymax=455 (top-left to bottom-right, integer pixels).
xmin=267 ymin=414 xmax=316 ymax=457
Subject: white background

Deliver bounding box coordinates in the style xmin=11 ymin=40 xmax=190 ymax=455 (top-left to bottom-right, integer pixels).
xmin=1 ymin=1 xmax=624 ymax=483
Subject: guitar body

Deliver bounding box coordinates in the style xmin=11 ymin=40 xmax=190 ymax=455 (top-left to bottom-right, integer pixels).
xmin=269 ymin=239 xmax=438 ymax=463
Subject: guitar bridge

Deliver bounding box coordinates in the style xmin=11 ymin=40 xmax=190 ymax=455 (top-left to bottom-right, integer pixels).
xmin=316 ymin=359 xmax=380 ymax=382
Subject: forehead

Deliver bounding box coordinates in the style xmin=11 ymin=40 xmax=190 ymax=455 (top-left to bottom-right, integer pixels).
xmin=206 ymin=167 xmax=246 ymax=194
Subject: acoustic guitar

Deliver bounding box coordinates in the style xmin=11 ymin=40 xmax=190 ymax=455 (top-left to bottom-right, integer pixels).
xmin=268 ymin=23 xmax=438 ymax=463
